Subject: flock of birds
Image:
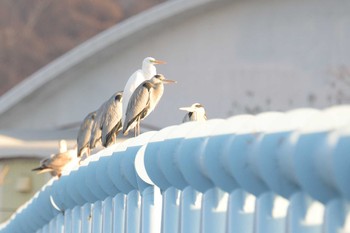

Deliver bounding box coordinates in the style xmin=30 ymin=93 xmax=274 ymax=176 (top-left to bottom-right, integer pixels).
xmin=32 ymin=57 xmax=207 ymax=178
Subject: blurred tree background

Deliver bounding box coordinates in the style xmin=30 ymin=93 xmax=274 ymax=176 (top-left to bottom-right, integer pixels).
xmin=0 ymin=0 xmax=165 ymax=95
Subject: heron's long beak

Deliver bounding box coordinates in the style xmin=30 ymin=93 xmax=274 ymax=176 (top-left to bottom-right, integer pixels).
xmin=162 ymin=79 xmax=176 ymax=84
xmin=154 ymin=59 xmax=166 ymax=65
xmin=179 ymin=106 xmax=194 ymax=112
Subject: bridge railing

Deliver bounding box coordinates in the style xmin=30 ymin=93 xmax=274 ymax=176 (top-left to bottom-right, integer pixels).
xmin=1 ymin=105 xmax=350 ymax=233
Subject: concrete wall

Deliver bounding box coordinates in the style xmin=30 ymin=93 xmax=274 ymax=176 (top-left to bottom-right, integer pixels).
xmin=0 ymin=0 xmax=349 ymax=131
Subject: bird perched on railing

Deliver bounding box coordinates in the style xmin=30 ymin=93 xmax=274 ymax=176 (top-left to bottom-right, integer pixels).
xmin=101 ymin=91 xmax=123 ymax=147
xmin=123 ymin=74 xmax=176 ymax=136
xmin=77 ymin=111 xmax=96 ymax=158
xmin=122 ymin=57 xmax=166 ymax=128
xmin=180 ymin=103 xmax=207 ymax=123
xmin=90 ymin=101 xmax=108 ymax=149
xmin=32 ymin=140 xmax=78 ymax=178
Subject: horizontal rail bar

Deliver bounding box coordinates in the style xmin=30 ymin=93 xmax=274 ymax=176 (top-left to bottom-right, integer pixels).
xmin=1 ymin=105 xmax=350 ymax=233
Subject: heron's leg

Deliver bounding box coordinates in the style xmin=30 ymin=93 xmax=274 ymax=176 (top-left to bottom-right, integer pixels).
xmin=112 ymin=133 xmax=117 ymax=145
xmin=137 ymin=120 xmax=140 ymax=136
xmin=136 ymin=121 xmax=139 ymax=137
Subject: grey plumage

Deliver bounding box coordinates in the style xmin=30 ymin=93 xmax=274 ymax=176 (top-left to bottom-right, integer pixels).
xmin=90 ymin=101 xmax=107 ymax=149
xmin=101 ymin=91 xmax=123 ymax=147
xmin=180 ymin=103 xmax=207 ymax=123
xmin=77 ymin=111 xmax=96 ymax=157
xmin=123 ymin=74 xmax=175 ymax=136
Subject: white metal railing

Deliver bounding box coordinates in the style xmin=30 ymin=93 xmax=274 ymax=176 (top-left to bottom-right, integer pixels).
xmin=1 ymin=105 xmax=350 ymax=233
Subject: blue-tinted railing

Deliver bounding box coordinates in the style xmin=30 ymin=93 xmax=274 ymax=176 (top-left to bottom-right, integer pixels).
xmin=1 ymin=106 xmax=350 ymax=233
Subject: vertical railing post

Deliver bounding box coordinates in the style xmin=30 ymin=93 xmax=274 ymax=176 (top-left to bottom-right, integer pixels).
xmin=126 ymin=190 xmax=141 ymax=233
xmin=180 ymin=187 xmax=202 ymax=233
xmin=255 ymin=192 xmax=289 ymax=233
xmin=161 ymin=187 xmax=181 ymax=233
xmin=71 ymin=205 xmax=82 ymax=233
xmin=324 ymin=198 xmax=350 ymax=233
xmin=112 ymin=193 xmax=126 ymax=233
xmin=63 ymin=209 xmax=72 ymax=233
xmin=141 ymin=186 xmax=162 ymax=233
xmin=287 ymin=192 xmax=324 ymax=233
xmin=48 ymin=217 xmax=56 ymax=233
xmin=91 ymin=201 xmax=102 ymax=233
xmin=81 ymin=203 xmax=92 ymax=233
xmin=102 ymin=197 xmax=113 ymax=232
xmin=55 ymin=213 xmax=64 ymax=233
xmin=227 ymin=189 xmax=256 ymax=233
xmin=201 ymin=187 xmax=229 ymax=233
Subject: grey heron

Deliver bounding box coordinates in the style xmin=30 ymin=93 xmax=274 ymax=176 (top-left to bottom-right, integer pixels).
xmin=101 ymin=91 xmax=123 ymax=147
xmin=77 ymin=111 xmax=96 ymax=157
xmin=122 ymin=57 xmax=166 ymax=128
xmin=180 ymin=103 xmax=207 ymax=123
xmin=90 ymin=101 xmax=107 ymax=149
xmin=123 ymin=74 xmax=175 ymax=136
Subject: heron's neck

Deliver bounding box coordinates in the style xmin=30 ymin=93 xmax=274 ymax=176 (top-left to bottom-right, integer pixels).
xmin=142 ymin=64 xmax=157 ymax=79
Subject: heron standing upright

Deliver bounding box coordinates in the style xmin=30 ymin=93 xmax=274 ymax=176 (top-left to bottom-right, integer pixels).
xmin=180 ymin=103 xmax=207 ymax=123
xmin=90 ymin=101 xmax=107 ymax=149
xmin=122 ymin=57 xmax=166 ymax=127
xmin=123 ymin=74 xmax=176 ymax=136
xmin=101 ymin=91 xmax=123 ymax=147
xmin=77 ymin=111 xmax=96 ymax=157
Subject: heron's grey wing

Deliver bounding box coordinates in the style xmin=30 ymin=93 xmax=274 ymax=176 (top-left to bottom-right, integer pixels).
xmin=77 ymin=112 xmax=95 ymax=156
xmin=102 ymin=97 xmax=123 ymax=146
xmin=123 ymin=83 xmax=151 ymax=131
xmin=99 ymin=104 xmax=108 ymax=129
xmin=90 ymin=102 xmax=106 ymax=147
xmin=182 ymin=113 xmax=190 ymax=123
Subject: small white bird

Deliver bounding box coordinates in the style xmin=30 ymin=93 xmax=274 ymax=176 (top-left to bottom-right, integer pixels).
xmin=90 ymin=101 xmax=107 ymax=149
xmin=101 ymin=91 xmax=123 ymax=147
xmin=123 ymin=74 xmax=176 ymax=136
xmin=122 ymin=57 xmax=166 ymax=128
xmin=32 ymin=141 xmax=78 ymax=178
xmin=180 ymin=103 xmax=207 ymax=123
xmin=77 ymin=111 xmax=96 ymax=157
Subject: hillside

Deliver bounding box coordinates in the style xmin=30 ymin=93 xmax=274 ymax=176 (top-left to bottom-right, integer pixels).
xmin=0 ymin=0 xmax=164 ymax=95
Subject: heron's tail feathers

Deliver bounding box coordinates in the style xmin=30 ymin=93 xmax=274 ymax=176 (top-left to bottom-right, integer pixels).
xmin=103 ymin=121 xmax=122 ymax=147
xmin=90 ymin=136 xmax=101 ymax=149
xmin=78 ymin=146 xmax=90 ymax=158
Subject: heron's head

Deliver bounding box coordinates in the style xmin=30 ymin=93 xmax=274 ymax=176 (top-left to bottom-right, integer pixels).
xmin=153 ymin=74 xmax=176 ymax=84
xmin=143 ymin=57 xmax=166 ymax=66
